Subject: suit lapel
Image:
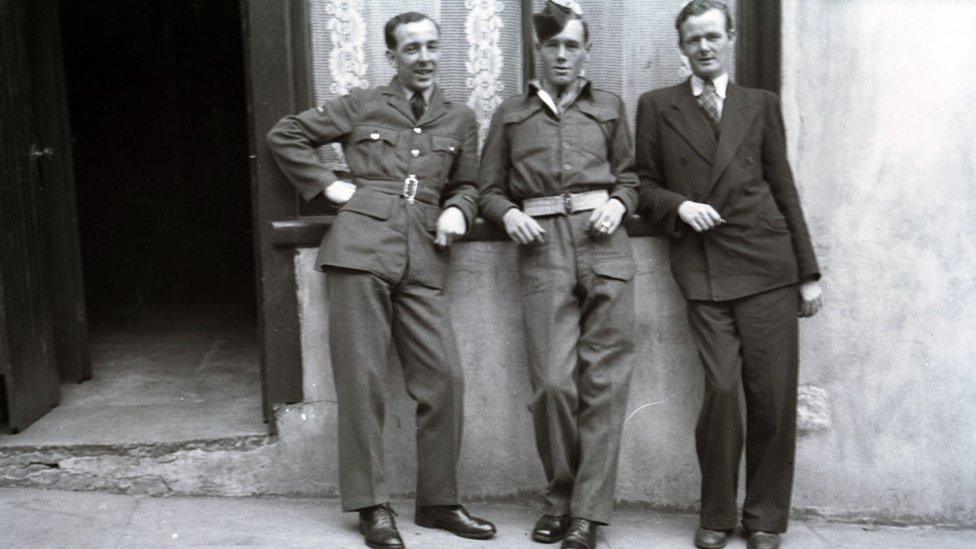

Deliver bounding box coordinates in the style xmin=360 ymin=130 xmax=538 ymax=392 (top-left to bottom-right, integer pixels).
xmin=660 ymin=83 xmax=717 ymax=165
xmin=380 ymin=83 xmax=415 ymax=123
xmin=705 ymin=84 xmax=760 ymax=194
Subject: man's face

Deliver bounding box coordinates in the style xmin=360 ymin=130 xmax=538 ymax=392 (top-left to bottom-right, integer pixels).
xmin=387 ymin=18 xmax=440 ymax=93
xmin=537 ymin=19 xmax=589 ymax=89
xmin=679 ymin=9 xmax=732 ymax=80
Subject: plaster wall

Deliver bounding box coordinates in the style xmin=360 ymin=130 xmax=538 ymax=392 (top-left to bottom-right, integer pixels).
xmin=779 ymin=0 xmax=976 ymax=524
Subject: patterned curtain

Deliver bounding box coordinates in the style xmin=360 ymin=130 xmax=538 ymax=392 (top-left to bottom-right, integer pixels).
xmin=307 ymin=0 xmax=736 ymax=158
xmin=308 ymin=0 xmax=524 ymax=157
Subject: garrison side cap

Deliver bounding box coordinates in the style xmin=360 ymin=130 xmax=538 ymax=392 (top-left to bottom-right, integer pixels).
xmin=533 ymin=0 xmax=583 ymax=43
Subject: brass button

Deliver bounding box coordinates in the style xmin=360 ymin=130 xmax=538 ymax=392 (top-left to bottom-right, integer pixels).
xmin=562 ymin=143 xmax=570 ymax=149
xmin=563 ymin=163 xmax=572 ymax=170
xmin=413 ymin=127 xmax=422 ymax=134
xmin=411 ymin=149 xmax=420 ymax=157
xmin=370 ymin=132 xmax=380 ymax=140
xmin=448 ymin=146 xmax=455 ymax=152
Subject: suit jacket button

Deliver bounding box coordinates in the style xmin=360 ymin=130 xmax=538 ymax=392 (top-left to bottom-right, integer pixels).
xmin=746 ymin=155 xmax=756 ymax=164
xmin=679 ymin=157 xmax=688 ymax=165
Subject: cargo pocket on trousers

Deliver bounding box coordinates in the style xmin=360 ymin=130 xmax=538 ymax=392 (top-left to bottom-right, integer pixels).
xmin=591 ymin=258 xmax=637 ymax=282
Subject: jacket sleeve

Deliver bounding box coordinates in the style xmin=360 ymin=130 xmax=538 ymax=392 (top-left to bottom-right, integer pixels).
xmin=635 ymin=92 xmax=690 ymax=238
xmin=441 ymin=108 xmax=480 ymax=226
xmin=478 ymin=104 xmax=519 ymax=228
xmin=265 ymin=93 xmax=360 ymax=202
xmin=762 ymin=92 xmax=821 ymax=280
xmin=607 ymin=97 xmax=639 ymax=214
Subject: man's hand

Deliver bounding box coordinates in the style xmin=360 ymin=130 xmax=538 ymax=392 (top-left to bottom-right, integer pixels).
xmin=799 ymin=280 xmax=823 ymax=318
xmin=324 ymin=180 xmax=357 ymax=205
xmin=434 ymin=207 xmax=467 ymax=249
xmin=588 ymin=198 xmax=627 ymax=237
xmin=678 ymin=201 xmax=725 ymax=232
xmin=502 ymin=208 xmax=547 ymax=246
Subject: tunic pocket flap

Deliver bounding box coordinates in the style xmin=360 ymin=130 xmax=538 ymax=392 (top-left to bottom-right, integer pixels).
xmin=340 ymin=189 xmax=396 ymax=220
xmin=431 ymin=135 xmax=460 ymax=153
xmin=351 ymin=125 xmax=399 ymax=145
xmin=577 ymin=103 xmax=619 ymax=123
xmin=591 ymin=259 xmax=637 ymax=281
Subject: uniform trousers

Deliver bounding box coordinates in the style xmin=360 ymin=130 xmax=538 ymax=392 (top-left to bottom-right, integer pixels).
xmin=326 ymin=266 xmax=464 ymax=512
xmin=518 ymin=212 xmax=636 ymax=525
xmin=686 ymin=284 xmax=799 ymax=534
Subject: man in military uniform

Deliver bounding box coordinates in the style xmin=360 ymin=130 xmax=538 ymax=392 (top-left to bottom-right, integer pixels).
xmin=479 ymin=3 xmax=638 ymax=548
xmin=635 ymin=2 xmax=823 ymax=548
xmin=266 ymin=12 xmax=495 ymax=549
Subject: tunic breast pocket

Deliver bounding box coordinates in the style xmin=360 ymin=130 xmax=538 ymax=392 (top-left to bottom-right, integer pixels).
xmin=430 ymin=135 xmax=460 ymax=181
xmin=348 ymin=125 xmax=399 ymax=175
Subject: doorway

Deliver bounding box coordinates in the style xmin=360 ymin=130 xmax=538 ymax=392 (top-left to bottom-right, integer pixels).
xmin=1 ymin=0 xmax=264 ymax=445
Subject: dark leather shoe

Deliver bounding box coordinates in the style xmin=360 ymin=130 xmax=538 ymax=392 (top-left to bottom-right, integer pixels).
xmin=747 ymin=531 xmax=781 ymax=549
xmin=357 ymin=504 xmax=404 ymax=549
xmin=560 ymin=518 xmax=598 ymax=549
xmin=694 ymin=527 xmax=729 ymax=549
xmin=415 ymin=505 xmax=496 ymax=539
xmin=532 ymin=514 xmax=571 ymax=543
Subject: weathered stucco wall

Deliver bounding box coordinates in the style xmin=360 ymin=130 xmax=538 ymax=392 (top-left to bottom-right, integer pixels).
xmin=778 ymin=0 xmax=976 ymax=525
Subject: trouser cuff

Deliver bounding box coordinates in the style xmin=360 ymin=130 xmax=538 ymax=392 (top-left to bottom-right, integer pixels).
xmin=742 ymin=519 xmax=789 ymax=534
xmin=700 ymin=513 xmax=738 ymax=531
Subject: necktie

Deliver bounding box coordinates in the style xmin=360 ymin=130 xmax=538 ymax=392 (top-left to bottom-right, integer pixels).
xmin=698 ymin=79 xmax=721 ymax=129
xmin=410 ymin=92 xmax=426 ymax=122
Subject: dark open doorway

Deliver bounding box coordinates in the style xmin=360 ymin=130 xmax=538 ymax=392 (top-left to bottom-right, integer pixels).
xmin=1 ymin=0 xmax=264 ymax=444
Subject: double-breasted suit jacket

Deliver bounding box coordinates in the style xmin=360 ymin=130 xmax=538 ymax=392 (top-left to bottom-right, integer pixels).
xmin=635 ymin=82 xmax=820 ymax=301
xmin=267 ymin=79 xmax=480 ymax=290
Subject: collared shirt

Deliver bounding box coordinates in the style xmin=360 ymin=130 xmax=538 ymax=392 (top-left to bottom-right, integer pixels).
xmin=266 ymin=77 xmax=480 ymax=224
xmin=690 ymin=72 xmax=729 ymax=118
xmin=401 ymin=80 xmax=434 ymax=108
xmin=529 ymin=78 xmax=586 ymax=117
xmin=479 ymin=79 xmax=639 ymax=226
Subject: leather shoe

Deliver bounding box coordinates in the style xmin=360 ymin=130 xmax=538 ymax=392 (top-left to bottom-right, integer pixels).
xmin=358 ymin=504 xmax=404 ymax=549
xmin=561 ymin=518 xmax=598 ymax=549
xmin=694 ymin=527 xmax=729 ymax=548
xmin=415 ymin=505 xmax=496 ymax=539
xmin=747 ymin=531 xmax=781 ymax=549
xmin=532 ymin=514 xmax=571 ymax=543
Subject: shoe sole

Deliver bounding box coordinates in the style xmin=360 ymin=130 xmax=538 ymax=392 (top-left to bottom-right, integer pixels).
xmin=358 ymin=526 xmax=404 ymax=549
xmin=414 ymin=518 xmax=496 ymax=540
xmin=694 ymin=540 xmax=727 ymax=549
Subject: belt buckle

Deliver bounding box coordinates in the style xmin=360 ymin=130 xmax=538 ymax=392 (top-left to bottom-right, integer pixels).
xmin=402 ymin=174 xmax=419 ymax=204
xmin=561 ymin=192 xmax=574 ymax=215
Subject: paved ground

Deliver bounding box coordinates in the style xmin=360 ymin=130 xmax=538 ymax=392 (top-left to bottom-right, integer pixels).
xmin=1 ymin=489 xmax=973 ymax=548
xmin=0 ymin=304 xmax=264 ymax=446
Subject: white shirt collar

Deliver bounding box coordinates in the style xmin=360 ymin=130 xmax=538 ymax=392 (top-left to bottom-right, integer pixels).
xmin=690 ymin=73 xmax=729 ymax=99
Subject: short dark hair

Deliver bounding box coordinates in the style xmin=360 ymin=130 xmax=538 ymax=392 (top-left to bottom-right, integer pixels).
xmin=675 ymin=0 xmax=734 ymax=43
xmin=384 ymin=12 xmax=440 ymax=50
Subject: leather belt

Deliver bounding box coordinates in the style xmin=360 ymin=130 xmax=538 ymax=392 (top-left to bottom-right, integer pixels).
xmin=522 ymin=190 xmax=609 ymax=217
xmin=354 ymin=176 xmax=439 ymax=206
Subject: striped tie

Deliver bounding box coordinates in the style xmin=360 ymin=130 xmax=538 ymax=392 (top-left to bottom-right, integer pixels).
xmin=698 ymin=79 xmax=721 ymax=129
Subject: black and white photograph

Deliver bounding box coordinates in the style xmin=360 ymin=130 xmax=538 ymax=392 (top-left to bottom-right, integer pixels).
xmin=1 ymin=1 xmax=974 ymax=547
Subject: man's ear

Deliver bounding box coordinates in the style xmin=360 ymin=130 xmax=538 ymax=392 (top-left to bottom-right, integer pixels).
xmin=385 ymin=49 xmax=396 ymax=68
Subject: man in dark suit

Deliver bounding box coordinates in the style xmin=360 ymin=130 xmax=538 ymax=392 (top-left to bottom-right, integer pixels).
xmin=634 ymin=2 xmax=823 ymax=548
xmin=266 ymin=12 xmax=495 ymax=549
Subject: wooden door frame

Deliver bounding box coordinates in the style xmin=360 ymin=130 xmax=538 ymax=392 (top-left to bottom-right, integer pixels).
xmin=242 ymin=0 xmax=312 ymax=427
xmin=242 ymin=0 xmax=782 ymax=428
